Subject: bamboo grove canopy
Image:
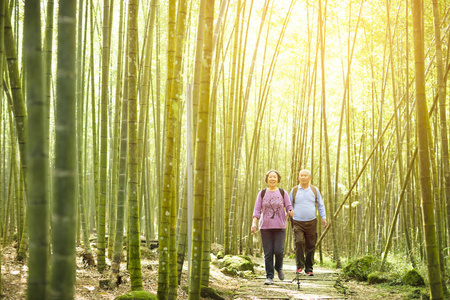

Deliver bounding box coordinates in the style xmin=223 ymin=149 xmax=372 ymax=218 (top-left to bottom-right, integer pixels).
xmin=0 ymin=0 xmax=448 ymax=299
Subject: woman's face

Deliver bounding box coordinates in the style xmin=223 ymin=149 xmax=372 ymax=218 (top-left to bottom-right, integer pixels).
xmin=267 ymin=172 xmax=279 ymax=188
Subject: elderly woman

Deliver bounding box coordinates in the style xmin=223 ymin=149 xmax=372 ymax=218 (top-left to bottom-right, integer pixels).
xmin=251 ymin=170 xmax=294 ymax=285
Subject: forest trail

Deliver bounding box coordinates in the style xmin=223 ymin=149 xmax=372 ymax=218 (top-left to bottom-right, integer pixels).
xmin=231 ymin=256 xmax=406 ymax=300
xmin=234 ymin=256 xmax=345 ymax=300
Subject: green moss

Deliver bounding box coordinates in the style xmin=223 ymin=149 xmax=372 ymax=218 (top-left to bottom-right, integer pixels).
xmin=200 ymin=286 xmax=226 ymax=300
xmin=220 ymin=267 xmax=238 ymax=276
xmin=343 ymin=255 xmax=382 ymax=281
xmin=401 ymin=269 xmax=425 ymax=287
xmin=367 ymin=271 xmax=392 ymax=284
xmin=114 ymin=291 xmax=157 ymax=300
xmin=140 ymin=247 xmax=156 ymax=260
xmin=237 ymin=255 xmax=252 ymax=263
xmin=216 ymin=251 xmax=224 ymax=259
xmin=221 ymin=255 xmax=254 ymax=273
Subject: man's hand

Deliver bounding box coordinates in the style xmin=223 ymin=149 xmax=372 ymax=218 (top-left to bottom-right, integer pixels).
xmin=322 ymin=219 xmax=327 ymax=228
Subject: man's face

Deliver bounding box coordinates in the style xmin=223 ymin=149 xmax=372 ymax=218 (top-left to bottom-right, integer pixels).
xmin=298 ymin=171 xmax=311 ymax=185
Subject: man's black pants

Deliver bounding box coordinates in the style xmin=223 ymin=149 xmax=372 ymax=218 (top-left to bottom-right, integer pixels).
xmin=292 ymin=218 xmax=317 ymax=272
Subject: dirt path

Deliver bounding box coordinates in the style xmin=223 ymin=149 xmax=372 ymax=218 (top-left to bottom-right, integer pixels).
xmin=233 ymin=257 xmax=345 ymax=299
xmin=230 ymin=256 xmax=406 ymax=300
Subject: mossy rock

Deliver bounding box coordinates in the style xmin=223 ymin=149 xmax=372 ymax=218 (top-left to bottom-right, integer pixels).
xmin=221 ymin=255 xmax=254 ymax=273
xmin=216 ymin=251 xmax=224 ymax=259
xmin=237 ymin=270 xmax=255 ymax=279
xmin=181 ymin=286 xmax=226 ymax=300
xmin=401 ymin=269 xmax=425 ymax=287
xmin=201 ymin=286 xmax=226 ymax=300
xmin=367 ymin=271 xmax=392 ymax=284
xmin=406 ymin=289 xmax=429 ymax=299
xmin=114 ymin=291 xmax=157 ymax=300
xmin=140 ymin=247 xmax=156 ymax=260
xmin=237 ymin=255 xmax=253 ymax=263
xmin=220 ymin=266 xmax=238 ymax=276
xmin=343 ymin=255 xmax=381 ymax=281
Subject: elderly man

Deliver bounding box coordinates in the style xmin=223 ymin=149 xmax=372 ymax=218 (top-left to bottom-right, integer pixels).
xmin=289 ymin=169 xmax=327 ymax=276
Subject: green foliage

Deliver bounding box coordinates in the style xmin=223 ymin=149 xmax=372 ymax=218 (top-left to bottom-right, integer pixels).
xmin=367 ymin=271 xmax=396 ymax=284
xmin=114 ymin=291 xmax=157 ymax=300
xmin=401 ymin=269 xmax=425 ymax=287
xmin=343 ymin=255 xmax=382 ymax=281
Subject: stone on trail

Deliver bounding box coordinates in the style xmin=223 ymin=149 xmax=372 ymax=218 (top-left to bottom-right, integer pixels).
xmin=219 ymin=254 xmax=254 ymax=276
xmin=114 ymin=290 xmax=157 ymax=300
xmin=401 ymin=269 xmax=425 ymax=287
xmin=367 ymin=271 xmax=395 ymax=284
xmin=343 ymin=255 xmax=382 ymax=281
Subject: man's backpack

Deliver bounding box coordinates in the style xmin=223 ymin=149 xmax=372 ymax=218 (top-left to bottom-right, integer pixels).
xmin=260 ymin=188 xmax=285 ymax=200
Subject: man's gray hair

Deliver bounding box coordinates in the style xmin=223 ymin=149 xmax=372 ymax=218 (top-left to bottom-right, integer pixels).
xmin=299 ymin=169 xmax=311 ymax=177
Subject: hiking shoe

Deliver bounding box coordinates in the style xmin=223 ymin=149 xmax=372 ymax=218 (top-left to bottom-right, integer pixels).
xmin=264 ymin=278 xmax=274 ymax=285
xmin=277 ymin=269 xmax=285 ymax=281
xmin=306 ymin=271 xmax=314 ymax=276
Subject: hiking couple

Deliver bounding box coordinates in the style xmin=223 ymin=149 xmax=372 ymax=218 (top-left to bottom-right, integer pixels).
xmin=251 ymin=169 xmax=328 ymax=285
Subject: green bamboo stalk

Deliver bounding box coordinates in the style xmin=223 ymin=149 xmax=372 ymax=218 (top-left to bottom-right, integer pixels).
xmin=43 ymin=0 xmax=54 ymax=231
xmin=110 ymin=50 xmax=129 ymax=288
xmin=407 ymin=1 xmax=443 ymax=298
xmin=24 ymin=0 xmax=48 ymax=298
xmin=108 ymin=0 xmax=125 ymax=262
xmin=90 ymin=0 xmax=99 ymax=236
xmin=189 ymin=0 xmax=210 ymax=296
xmin=0 ymin=38 xmax=2 ymax=296
xmin=98 ymin=0 xmax=111 ymax=273
xmin=49 ymin=0 xmax=77 ymax=298
xmin=158 ymin=0 xmax=176 ymax=297
xmin=432 ymin=0 xmax=450 ymax=264
xmin=127 ymin=0 xmax=143 ymax=291
xmin=4 ymin=4 xmax=27 ymax=192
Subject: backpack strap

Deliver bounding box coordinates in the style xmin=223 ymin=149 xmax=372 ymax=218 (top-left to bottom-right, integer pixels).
xmin=292 ymin=186 xmax=299 ymax=208
xmin=310 ymin=185 xmax=318 ymax=205
xmin=292 ymin=185 xmax=318 ymax=208
xmin=261 ymin=188 xmax=285 ymax=200
xmin=261 ymin=188 xmax=267 ymax=200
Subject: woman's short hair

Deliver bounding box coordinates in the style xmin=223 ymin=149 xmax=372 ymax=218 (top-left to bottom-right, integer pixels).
xmin=265 ymin=169 xmax=281 ymax=183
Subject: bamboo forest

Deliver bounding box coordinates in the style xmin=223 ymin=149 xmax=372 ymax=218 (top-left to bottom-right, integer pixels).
xmin=1 ymin=0 xmax=450 ymax=299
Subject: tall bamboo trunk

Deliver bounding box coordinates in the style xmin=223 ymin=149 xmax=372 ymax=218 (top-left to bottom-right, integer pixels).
xmin=50 ymin=0 xmax=77 ymax=297
xmin=189 ymin=0 xmax=214 ymax=297
xmin=411 ymin=0 xmax=444 ymax=298
xmin=24 ymin=0 xmax=48 ymax=297
xmin=98 ymin=0 xmax=111 ymax=273
xmin=126 ymin=0 xmax=143 ymax=291
xmin=158 ymin=0 xmax=177 ymax=297
xmin=431 ymin=0 xmax=450 ymax=267
xmin=108 ymin=0 xmax=125 ymax=262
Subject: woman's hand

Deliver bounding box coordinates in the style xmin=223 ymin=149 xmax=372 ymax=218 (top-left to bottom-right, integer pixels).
xmin=288 ymin=210 xmax=294 ymax=218
xmin=251 ymin=217 xmax=258 ymax=234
